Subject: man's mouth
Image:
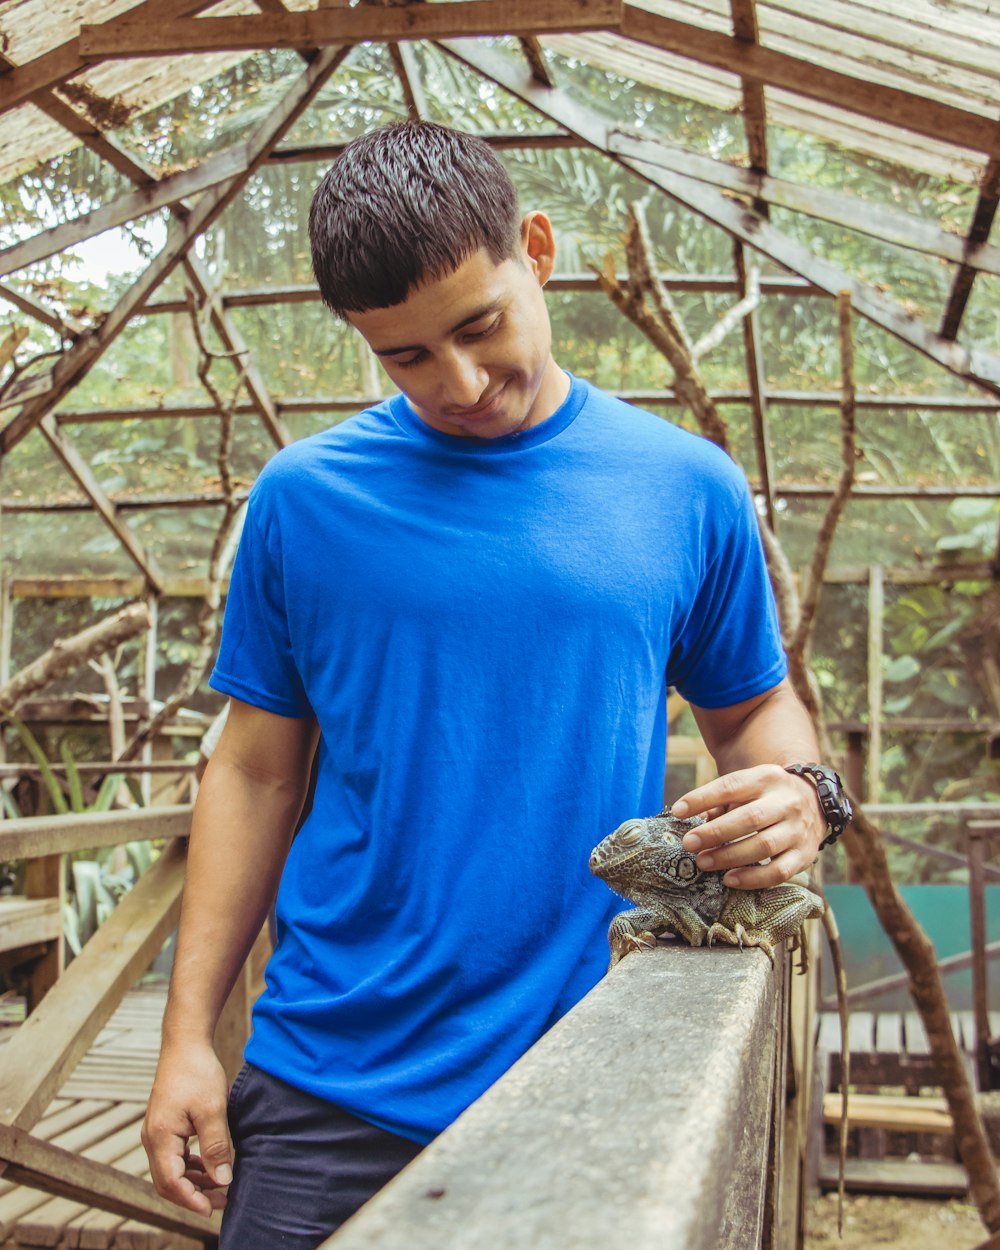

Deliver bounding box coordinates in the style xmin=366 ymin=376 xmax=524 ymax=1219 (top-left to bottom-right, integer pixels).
xmin=449 ymin=380 xmax=508 ymax=421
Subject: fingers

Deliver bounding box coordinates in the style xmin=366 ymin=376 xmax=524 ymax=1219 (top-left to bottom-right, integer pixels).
xmin=141 ymin=1049 xmax=234 ymax=1216
xmin=670 ymin=764 xmax=825 ymax=889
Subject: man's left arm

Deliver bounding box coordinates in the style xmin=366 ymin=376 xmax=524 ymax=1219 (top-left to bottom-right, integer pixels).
xmin=672 ymin=676 xmax=829 ymax=890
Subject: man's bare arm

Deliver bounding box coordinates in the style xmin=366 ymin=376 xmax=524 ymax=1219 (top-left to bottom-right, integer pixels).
xmin=671 ymin=677 xmax=827 ymax=890
xmin=141 ymin=699 xmax=318 ymax=1215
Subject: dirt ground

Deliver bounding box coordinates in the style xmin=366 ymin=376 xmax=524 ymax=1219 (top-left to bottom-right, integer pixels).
xmin=805 ymin=1191 xmax=988 ymax=1249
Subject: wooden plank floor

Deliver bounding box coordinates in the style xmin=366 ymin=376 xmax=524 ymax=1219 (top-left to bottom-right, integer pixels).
xmin=0 ymin=981 xmax=212 ymax=1250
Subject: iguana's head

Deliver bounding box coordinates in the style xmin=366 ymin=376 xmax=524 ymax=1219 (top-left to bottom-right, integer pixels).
xmin=589 ymin=810 xmax=709 ymax=899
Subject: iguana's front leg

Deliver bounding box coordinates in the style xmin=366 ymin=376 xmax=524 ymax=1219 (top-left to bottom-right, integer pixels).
xmin=607 ymin=901 xmax=711 ymax=969
xmin=607 ymin=906 xmax=662 ymax=970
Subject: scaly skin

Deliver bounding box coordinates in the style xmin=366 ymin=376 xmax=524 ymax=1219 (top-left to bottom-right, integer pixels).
xmin=589 ymin=807 xmax=824 ymax=969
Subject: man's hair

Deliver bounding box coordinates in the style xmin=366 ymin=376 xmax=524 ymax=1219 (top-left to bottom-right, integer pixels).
xmin=309 ymin=121 xmax=521 ymax=317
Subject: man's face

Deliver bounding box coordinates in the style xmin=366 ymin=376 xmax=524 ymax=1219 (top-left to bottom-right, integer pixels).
xmin=346 ymin=213 xmax=569 ymax=440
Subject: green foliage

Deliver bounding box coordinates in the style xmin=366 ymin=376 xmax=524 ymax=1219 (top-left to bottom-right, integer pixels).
xmin=1 ymin=714 xmax=124 ymax=818
xmin=1 ymin=46 xmax=997 ymax=892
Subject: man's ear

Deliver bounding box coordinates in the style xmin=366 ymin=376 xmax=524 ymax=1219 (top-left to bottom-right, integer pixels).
xmin=520 ymin=211 xmax=556 ymax=285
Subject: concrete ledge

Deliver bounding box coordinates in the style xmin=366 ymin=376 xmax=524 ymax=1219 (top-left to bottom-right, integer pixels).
xmin=325 ymin=942 xmax=782 ymax=1250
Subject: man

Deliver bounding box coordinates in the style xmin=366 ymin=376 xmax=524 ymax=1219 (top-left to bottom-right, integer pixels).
xmin=142 ymin=121 xmax=840 ymax=1248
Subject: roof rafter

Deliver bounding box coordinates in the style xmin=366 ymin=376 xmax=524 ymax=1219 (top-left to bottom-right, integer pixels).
xmin=438 ymin=39 xmax=1000 ymax=399
xmin=606 ymin=130 xmax=1000 ymax=277
xmin=38 ymin=413 xmax=165 ymax=591
xmin=0 ymin=145 xmax=248 ymax=277
xmin=0 ymin=285 xmax=84 ymax=340
xmin=729 ymin=0 xmax=768 ymax=218
xmin=0 ymin=0 xmax=228 ymax=116
xmin=618 ymin=3 xmax=1000 ymax=159
xmin=388 ymin=42 xmax=428 ymax=121
xmin=939 ymin=154 xmax=1000 ymax=341
xmin=1 ymin=132 xmax=590 ymax=280
xmin=0 ymin=42 xmax=351 ymax=456
xmin=78 ymin=1 xmax=623 ymax=58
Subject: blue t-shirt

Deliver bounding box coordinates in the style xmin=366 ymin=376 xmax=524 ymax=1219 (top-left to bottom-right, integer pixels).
xmin=210 ymin=375 xmax=786 ymax=1142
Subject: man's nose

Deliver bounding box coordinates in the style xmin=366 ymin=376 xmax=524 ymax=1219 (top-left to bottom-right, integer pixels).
xmin=441 ymin=351 xmax=488 ymax=408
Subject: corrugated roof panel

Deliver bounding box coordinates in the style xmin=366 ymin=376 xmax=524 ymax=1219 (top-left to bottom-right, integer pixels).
xmin=543 ymin=32 xmax=987 ymax=182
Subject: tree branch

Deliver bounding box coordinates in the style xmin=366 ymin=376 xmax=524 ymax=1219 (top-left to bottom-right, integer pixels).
xmin=0 ymin=603 xmax=150 ymax=713
xmin=595 ymin=225 xmax=1000 ymax=1233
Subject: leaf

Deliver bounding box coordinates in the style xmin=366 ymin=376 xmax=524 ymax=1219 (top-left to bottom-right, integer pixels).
xmin=0 ymin=787 xmax=21 ymax=820
xmin=93 ymin=773 xmax=125 ymax=813
xmin=883 ymin=655 xmax=920 ymax=683
xmin=60 ymin=740 xmax=85 ymax=813
xmin=5 ymin=714 xmax=68 ymax=815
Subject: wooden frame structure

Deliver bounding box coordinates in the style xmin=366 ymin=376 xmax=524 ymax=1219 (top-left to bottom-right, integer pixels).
xmin=0 ymin=3 xmax=997 ymax=1240
xmin=0 ymin=1 xmax=996 ymax=574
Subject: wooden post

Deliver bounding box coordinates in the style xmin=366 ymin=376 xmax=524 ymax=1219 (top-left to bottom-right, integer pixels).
xmin=867 ymin=565 xmax=884 ymax=803
xmin=142 ymin=593 xmax=158 ymax=806
xmin=844 ymin=729 xmax=865 ymax=883
xmin=969 ymin=820 xmax=1000 ymax=1092
xmin=23 ymin=854 xmax=64 ymax=1011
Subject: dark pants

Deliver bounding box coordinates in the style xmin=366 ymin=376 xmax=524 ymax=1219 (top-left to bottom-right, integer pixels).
xmin=220 ymin=1063 xmax=425 ymax=1250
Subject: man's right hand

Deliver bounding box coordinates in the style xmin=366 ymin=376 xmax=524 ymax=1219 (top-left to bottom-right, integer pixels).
xmin=141 ymin=1041 xmax=233 ymax=1215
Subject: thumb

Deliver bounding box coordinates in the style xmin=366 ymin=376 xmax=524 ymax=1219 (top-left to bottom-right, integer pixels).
xmin=193 ymin=1112 xmax=234 ymax=1186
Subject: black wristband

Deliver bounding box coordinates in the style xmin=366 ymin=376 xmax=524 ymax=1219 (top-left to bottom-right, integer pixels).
xmin=784 ymin=762 xmax=853 ymax=850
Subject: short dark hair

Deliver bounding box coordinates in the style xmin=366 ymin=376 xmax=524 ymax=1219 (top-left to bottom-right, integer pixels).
xmin=309 ymin=121 xmax=521 ymax=317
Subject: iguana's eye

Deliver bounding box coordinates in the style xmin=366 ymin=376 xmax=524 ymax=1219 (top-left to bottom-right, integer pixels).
xmin=618 ymin=823 xmax=642 ymax=846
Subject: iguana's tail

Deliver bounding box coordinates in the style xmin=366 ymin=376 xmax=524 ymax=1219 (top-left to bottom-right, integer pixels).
xmin=820 ymin=895 xmax=849 ymax=1237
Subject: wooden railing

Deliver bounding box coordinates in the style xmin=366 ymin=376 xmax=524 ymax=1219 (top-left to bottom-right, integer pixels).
xmin=323 ymin=936 xmax=816 ymax=1250
xmin=0 ymin=805 xmax=817 ymax=1250
xmin=0 ymin=806 xmax=222 ymax=1244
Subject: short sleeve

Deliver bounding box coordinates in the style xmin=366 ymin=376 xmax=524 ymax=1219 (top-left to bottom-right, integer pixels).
xmin=666 ymin=475 xmax=787 ymax=709
xmin=210 ymin=492 xmax=313 ymax=718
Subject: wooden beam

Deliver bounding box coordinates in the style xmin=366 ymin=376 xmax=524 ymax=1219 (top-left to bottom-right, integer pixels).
xmin=46 ymin=388 xmax=1000 ymax=424
xmin=268 ymin=130 xmax=582 ymax=164
xmin=730 ymin=0 xmax=768 ymax=217
xmin=437 ymin=42 xmax=1000 ymax=399
xmin=0 ymin=1123 xmax=217 ymax=1242
xmin=0 ymin=131 xmax=586 ymax=279
xmin=0 ymin=838 xmax=186 ymax=1131
xmin=2 ymin=489 xmax=248 ymax=513
xmin=0 ymin=805 xmax=192 ymax=862
xmin=389 ymin=42 xmax=429 ymax=121
xmin=867 ymin=564 xmax=884 ymax=804
xmin=8 ymin=575 xmax=220 ymax=598
xmin=0 ymin=284 xmax=85 ymax=339
xmin=140 ymin=272 xmax=817 ymax=313
xmin=734 ymin=242 xmax=775 ymax=528
xmin=79 ymin=1 xmax=623 ymax=58
xmin=31 ymin=89 xmax=165 ymax=188
xmin=0 ymin=0 xmax=226 ymax=116
xmin=0 ymin=899 xmax=61 ymax=956
xmin=0 ymin=43 xmax=349 ymax=455
xmin=618 ymin=4 xmax=1000 ymax=159
xmin=519 ymin=35 xmax=558 ymax=86
xmin=607 ymin=130 xmax=1000 ymax=278
xmin=17 ymin=52 xmax=290 ymax=459
xmin=0 ymin=145 xmax=249 ymax=277
xmin=939 ymin=155 xmax=1000 ymax=340
xmin=38 ymin=415 xmax=165 ymax=592
xmin=0 ymin=759 xmax=197 ymax=777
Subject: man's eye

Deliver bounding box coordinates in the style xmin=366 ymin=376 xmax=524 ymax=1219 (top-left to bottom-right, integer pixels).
xmin=391 ymin=352 xmax=426 ymax=369
xmin=464 ymin=316 xmax=500 ymax=342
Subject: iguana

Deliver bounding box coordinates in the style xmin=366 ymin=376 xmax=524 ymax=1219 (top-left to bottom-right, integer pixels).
xmin=589 ymin=805 xmax=850 ymax=1233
